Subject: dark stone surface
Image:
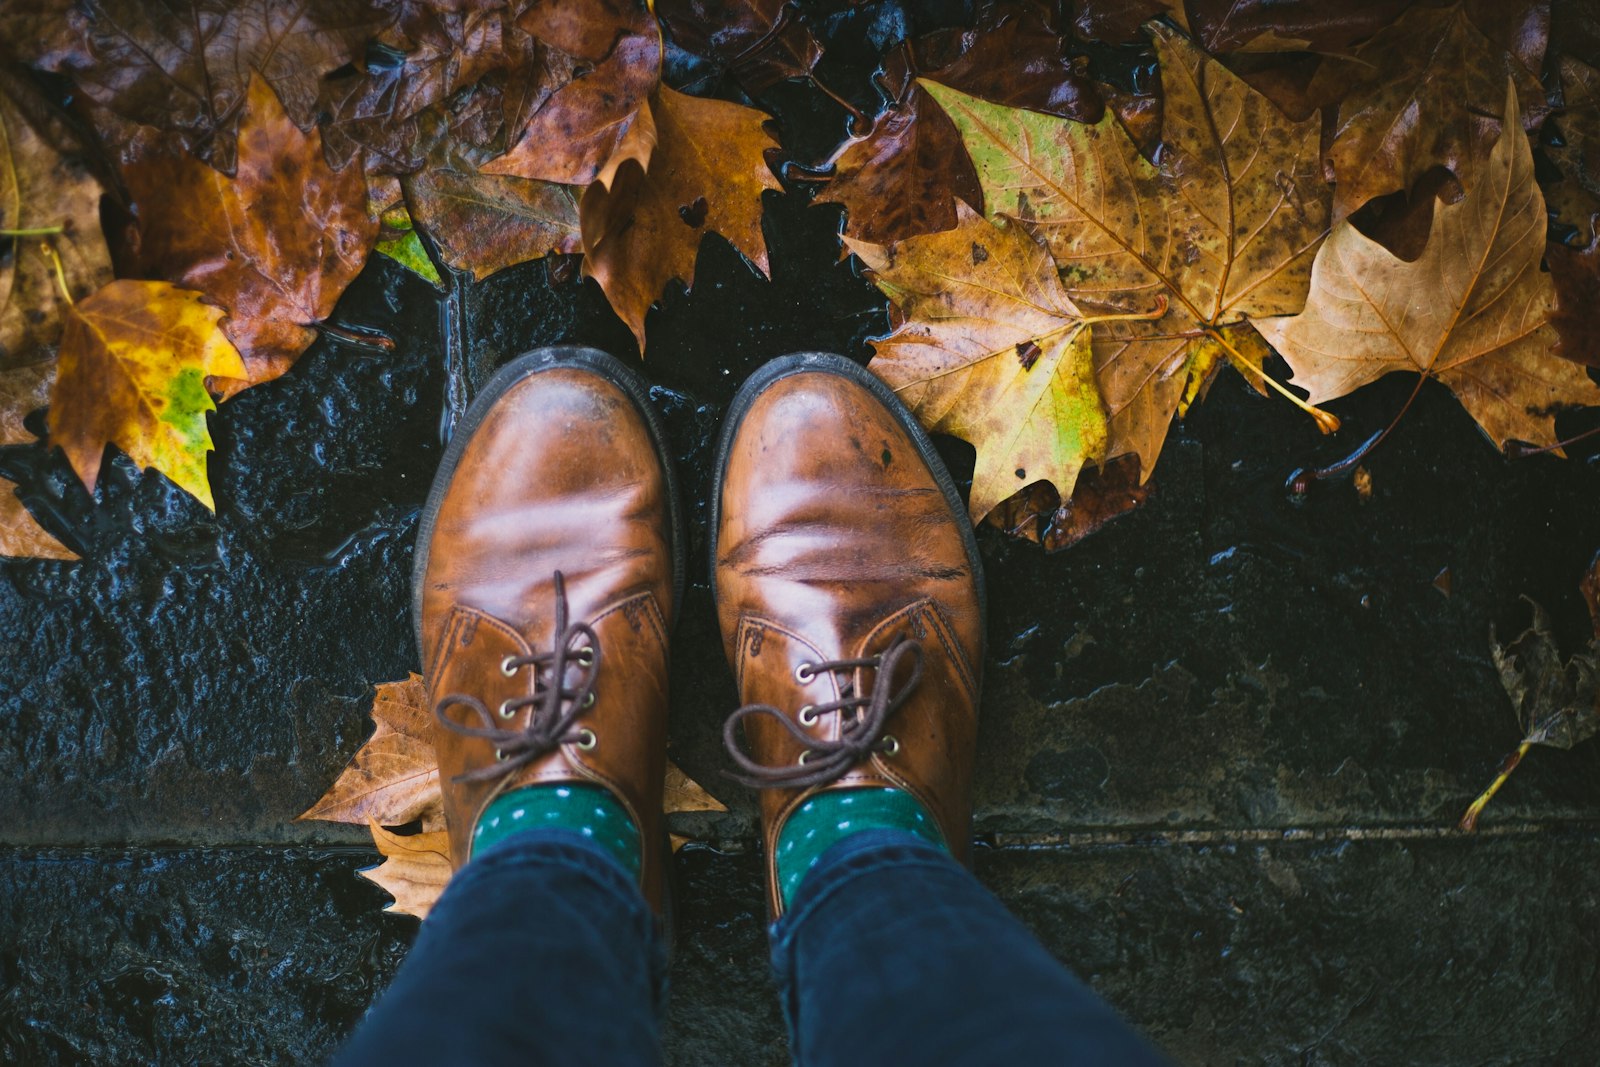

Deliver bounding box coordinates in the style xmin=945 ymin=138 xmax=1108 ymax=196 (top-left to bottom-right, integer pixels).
xmin=1 ymin=3 xmax=1598 ymax=1063
xmin=5 ymin=833 xmax=1596 ymax=1065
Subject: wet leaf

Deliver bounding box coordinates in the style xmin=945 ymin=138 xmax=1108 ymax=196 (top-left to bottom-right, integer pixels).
xmin=403 ymin=114 xmax=581 ymax=281
xmin=123 ymin=75 xmax=376 ymax=395
xmin=579 ymin=86 xmax=779 ymax=351
xmin=983 ymin=453 xmax=1149 ymax=552
xmin=38 ymin=0 xmax=387 ymax=173
xmin=1182 ymin=0 xmax=1413 ymax=54
xmin=299 ymin=674 xmax=442 ymax=831
xmin=483 ymin=0 xmax=661 ymax=187
xmin=849 ymin=203 xmax=1104 ymax=522
xmin=362 ymin=819 xmax=453 ymax=920
xmin=1072 ymin=0 xmax=1184 ymax=44
xmin=928 ymin=22 xmax=1330 ymax=479
xmin=1258 ymin=88 xmax=1600 ymax=455
xmin=917 ymin=8 xmax=1101 ymax=122
xmin=0 ymin=72 xmax=112 ymax=367
xmin=0 ymin=358 xmax=75 ymax=560
xmin=1307 ymin=2 xmax=1548 ymax=218
xmin=1547 ymin=230 xmax=1600 ymax=367
xmin=1545 ymin=55 xmax=1600 ymax=244
xmin=373 ymin=203 xmax=443 ymax=287
xmin=49 ymin=279 xmax=246 ymax=510
xmin=657 ymin=0 xmax=822 ymax=92
xmin=1494 ymin=600 xmax=1600 ymax=750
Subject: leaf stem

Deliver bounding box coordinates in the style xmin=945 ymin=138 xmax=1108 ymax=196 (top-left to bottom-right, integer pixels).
xmin=0 ymin=226 xmax=64 ymax=236
xmin=1457 ymin=741 xmax=1532 ymax=831
xmin=1288 ymin=371 xmax=1428 ymax=492
xmin=1506 ymin=422 xmax=1600 ymax=459
xmin=1079 ymin=293 xmax=1169 ymax=327
xmin=39 ymin=241 xmax=72 ymax=305
xmin=1206 ymin=325 xmax=1340 ymax=433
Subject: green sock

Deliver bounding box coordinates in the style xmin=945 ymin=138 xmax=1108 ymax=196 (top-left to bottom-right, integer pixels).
xmin=472 ymin=782 xmax=641 ymax=880
xmin=774 ymin=787 xmax=946 ymax=908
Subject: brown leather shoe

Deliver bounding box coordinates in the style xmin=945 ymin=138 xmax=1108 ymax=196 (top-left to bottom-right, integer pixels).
xmin=412 ymin=346 xmax=682 ymax=913
xmin=712 ymin=353 xmax=986 ymax=916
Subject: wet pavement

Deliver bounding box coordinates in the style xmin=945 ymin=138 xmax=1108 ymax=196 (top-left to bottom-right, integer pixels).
xmin=4 ymin=6 xmax=1600 ymax=1063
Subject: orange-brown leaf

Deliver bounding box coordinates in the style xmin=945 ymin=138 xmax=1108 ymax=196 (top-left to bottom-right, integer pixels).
xmin=49 ymin=279 xmax=246 ymax=510
xmin=361 ymin=819 xmax=453 ymax=920
xmin=123 ymin=75 xmax=376 ymax=395
xmin=579 ymin=86 xmax=779 ymax=351
xmin=664 ymin=761 xmax=728 ymax=814
xmin=0 ymin=359 xmax=75 ymax=560
xmin=298 ymin=674 xmax=442 ymax=831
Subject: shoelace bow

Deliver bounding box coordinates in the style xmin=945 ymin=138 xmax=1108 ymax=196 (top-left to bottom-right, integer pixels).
xmin=434 ymin=571 xmax=601 ymax=783
xmin=723 ymin=633 xmax=924 ymax=789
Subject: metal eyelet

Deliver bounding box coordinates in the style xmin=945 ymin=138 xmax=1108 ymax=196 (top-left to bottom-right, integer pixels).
xmin=574 ymin=646 xmax=595 ymax=667
xmin=797 ymin=705 xmax=818 ymax=727
xmin=794 ymin=662 xmax=815 ymax=684
xmin=582 ymin=691 xmax=596 ymax=708
xmin=880 ymin=735 xmax=901 ymax=757
xmin=797 ymin=750 xmax=813 ymax=766
xmin=576 ymin=728 xmax=598 ymax=751
xmin=500 ymin=656 xmax=519 ymax=677
xmin=494 ymin=748 xmax=508 ymax=761
xmin=497 ymin=699 xmax=517 ymax=719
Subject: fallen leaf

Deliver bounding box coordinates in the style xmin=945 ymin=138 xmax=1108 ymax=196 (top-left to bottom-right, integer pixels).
xmin=1461 ymin=596 xmax=1599 ymax=830
xmin=1547 ymin=231 xmax=1600 ymax=367
xmin=1307 ymin=2 xmax=1548 ymax=218
xmin=299 ymin=674 xmax=443 ymax=831
xmin=1258 ymin=87 xmax=1600 ymax=455
xmin=849 ymin=203 xmax=1104 ymax=521
xmin=49 ymin=279 xmax=246 ymax=510
xmin=983 ymin=453 xmax=1149 ymax=551
xmin=123 ymin=75 xmax=376 ymax=395
xmin=1182 ymin=0 xmax=1413 ymax=54
xmin=0 ymin=358 xmax=75 ymax=559
xmin=657 ymin=0 xmax=822 ymax=92
xmin=373 ymin=203 xmax=444 ymax=287
xmin=915 ymin=8 xmax=1101 ymax=122
xmin=362 ymin=818 xmax=454 ymax=920
xmin=927 ymin=22 xmax=1331 ymax=479
xmin=1545 ymin=55 xmax=1600 ymax=244
xmin=0 ymin=71 xmax=112 ymax=367
xmin=39 ymin=0 xmax=387 ymax=173
xmin=663 ymin=760 xmax=728 ymax=813
xmin=579 ymin=86 xmax=779 ymax=351
xmin=483 ymin=0 xmax=661 ymax=186
xmin=403 ymin=113 xmax=581 ymax=281
xmin=1072 ymin=0 xmax=1185 ymax=44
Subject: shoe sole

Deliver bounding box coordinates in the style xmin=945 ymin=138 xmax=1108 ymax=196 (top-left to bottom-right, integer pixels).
xmin=708 ymin=352 xmax=988 ymax=661
xmin=410 ymin=345 xmax=688 ymax=667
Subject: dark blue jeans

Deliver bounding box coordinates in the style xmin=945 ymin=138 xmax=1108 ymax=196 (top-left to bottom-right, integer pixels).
xmin=338 ymin=829 xmax=1170 ymax=1066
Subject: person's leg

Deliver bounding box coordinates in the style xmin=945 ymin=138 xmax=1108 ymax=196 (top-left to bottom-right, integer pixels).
xmin=711 ymin=353 xmax=1170 ymax=1065
xmin=337 ymin=829 xmax=664 ymax=1067
xmin=772 ymin=828 xmax=1169 ymax=1066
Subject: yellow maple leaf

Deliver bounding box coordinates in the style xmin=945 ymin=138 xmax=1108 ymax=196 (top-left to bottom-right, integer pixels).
xmin=361 ymin=818 xmax=454 ymax=921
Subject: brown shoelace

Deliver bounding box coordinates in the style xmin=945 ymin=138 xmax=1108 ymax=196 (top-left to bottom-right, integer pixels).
xmin=722 ymin=634 xmax=924 ymax=789
xmin=434 ymin=571 xmax=601 ymax=783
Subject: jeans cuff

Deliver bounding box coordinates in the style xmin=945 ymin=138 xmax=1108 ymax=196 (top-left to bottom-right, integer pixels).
xmin=450 ymin=826 xmax=644 ymax=907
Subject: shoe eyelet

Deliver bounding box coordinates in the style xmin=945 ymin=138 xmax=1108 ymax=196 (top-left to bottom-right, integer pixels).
xmin=494 ymin=748 xmax=508 ymax=762
xmin=497 ymin=700 xmax=517 ymax=719
xmin=574 ymin=646 xmax=594 ymax=667
xmin=576 ymin=728 xmax=598 ymax=751
xmin=797 ymin=751 xmax=813 ymax=766
xmin=500 ymin=656 xmax=518 ymax=677
xmin=797 ymin=705 xmax=818 ymax=726
xmin=794 ymin=662 xmax=815 ymax=684
xmin=880 ymin=735 xmax=901 ymax=757
xmin=583 ymin=691 xmax=596 ymax=708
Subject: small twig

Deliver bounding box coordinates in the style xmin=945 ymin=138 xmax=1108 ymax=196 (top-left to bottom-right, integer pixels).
xmin=39 ymin=241 xmax=72 ymax=304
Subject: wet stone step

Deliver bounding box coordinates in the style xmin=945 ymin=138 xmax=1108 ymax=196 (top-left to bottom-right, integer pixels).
xmin=2 ymin=832 xmax=1595 ymax=1065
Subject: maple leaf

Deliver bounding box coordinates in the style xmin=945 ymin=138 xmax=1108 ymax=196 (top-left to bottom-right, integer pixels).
xmin=0 ymin=359 xmax=76 ymax=560
xmin=1547 ymin=232 xmax=1600 ymax=367
xmin=362 ymin=818 xmax=453 ymax=920
xmin=482 ymin=0 xmax=661 ymax=187
xmin=1545 ymin=55 xmax=1600 ymax=245
xmin=372 ymin=202 xmax=443 ymax=287
xmin=663 ymin=760 xmax=729 ymax=814
xmin=1307 ymin=2 xmax=1548 ymax=218
xmin=1180 ymin=0 xmax=1412 ymax=54
xmin=848 ymin=203 xmax=1105 ymax=522
xmin=298 ymin=674 xmax=442 ymax=831
xmin=984 ymin=453 xmax=1150 ymax=552
xmin=403 ymin=114 xmax=581 ymax=281
xmin=49 ymin=279 xmax=246 ymax=510
xmin=657 ymin=0 xmax=822 ymax=93
xmin=927 ymin=22 xmax=1332 ymax=479
xmin=123 ymin=75 xmax=376 ymax=395
xmin=1258 ymin=87 xmax=1600 ymax=454
xmin=37 ymin=0 xmax=387 ymax=173
xmin=0 ymin=71 xmax=112 ymax=366
xmin=579 ymin=86 xmax=779 ymax=351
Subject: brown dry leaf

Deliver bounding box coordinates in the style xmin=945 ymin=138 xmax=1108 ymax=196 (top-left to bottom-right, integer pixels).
xmin=579 ymin=86 xmax=779 ymax=351
xmin=298 ymin=673 xmax=443 ymax=831
xmin=1259 ymin=87 xmax=1600 ymax=454
xmin=1546 ymin=55 xmax=1600 ymax=244
xmin=50 ymin=279 xmax=246 ymax=510
xmin=483 ymin=0 xmax=661 ymax=187
xmin=663 ymin=760 xmax=728 ymax=814
xmin=123 ymin=75 xmax=376 ymax=395
xmin=1073 ymin=0 xmax=1185 ymax=44
xmin=0 ymin=358 xmax=75 ymax=560
xmin=38 ymin=0 xmax=387 ymax=173
xmin=403 ymin=114 xmax=581 ymax=281
xmin=657 ymin=0 xmax=821 ymax=92
xmin=1547 ymin=231 xmax=1600 ymax=367
xmin=1308 ymin=2 xmax=1547 ymax=218
xmin=1182 ymin=0 xmax=1413 ymax=54
xmin=928 ymin=22 xmax=1331 ymax=480
xmin=362 ymin=818 xmax=453 ymax=920
xmin=0 ymin=71 xmax=112 ymax=367
xmin=848 ymin=203 xmax=1105 ymax=521
xmin=982 ymin=453 xmax=1149 ymax=551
